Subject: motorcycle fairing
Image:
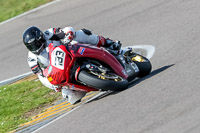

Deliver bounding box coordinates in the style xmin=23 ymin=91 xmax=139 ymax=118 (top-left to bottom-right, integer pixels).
xmin=43 ymin=43 xmax=128 ymax=92
xmin=43 ymin=43 xmax=71 ymax=85
xmin=69 ymin=43 xmax=128 ymax=79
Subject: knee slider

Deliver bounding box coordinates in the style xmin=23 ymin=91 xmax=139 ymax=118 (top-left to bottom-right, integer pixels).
xmin=81 ymin=28 xmax=92 ymax=36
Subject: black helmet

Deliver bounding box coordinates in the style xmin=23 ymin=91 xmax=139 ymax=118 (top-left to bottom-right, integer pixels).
xmin=23 ymin=26 xmax=45 ymax=55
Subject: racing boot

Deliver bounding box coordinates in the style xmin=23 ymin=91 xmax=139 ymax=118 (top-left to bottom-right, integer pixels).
xmin=105 ymin=39 xmax=122 ymax=50
xmin=104 ymin=38 xmax=122 ymax=55
xmin=97 ymin=36 xmax=122 ymax=51
xmin=61 ymin=87 xmax=87 ymax=104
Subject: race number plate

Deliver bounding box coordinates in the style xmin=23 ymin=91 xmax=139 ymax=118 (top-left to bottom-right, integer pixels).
xmin=51 ymin=47 xmax=66 ymax=70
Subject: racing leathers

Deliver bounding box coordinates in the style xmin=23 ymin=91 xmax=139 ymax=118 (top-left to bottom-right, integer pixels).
xmin=27 ymin=27 xmax=120 ymax=104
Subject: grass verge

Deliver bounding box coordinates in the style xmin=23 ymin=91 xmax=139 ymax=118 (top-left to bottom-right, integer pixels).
xmin=0 ymin=0 xmax=53 ymax=23
xmin=0 ymin=79 xmax=61 ymax=133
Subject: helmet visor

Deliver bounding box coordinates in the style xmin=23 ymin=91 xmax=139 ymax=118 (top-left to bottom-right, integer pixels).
xmin=26 ymin=37 xmax=45 ymax=55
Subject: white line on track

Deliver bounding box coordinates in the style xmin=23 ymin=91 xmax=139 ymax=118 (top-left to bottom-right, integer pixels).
xmin=0 ymin=72 xmax=33 ymax=86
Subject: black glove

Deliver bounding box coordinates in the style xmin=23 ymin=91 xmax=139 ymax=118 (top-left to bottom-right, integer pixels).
xmin=49 ymin=28 xmax=65 ymax=40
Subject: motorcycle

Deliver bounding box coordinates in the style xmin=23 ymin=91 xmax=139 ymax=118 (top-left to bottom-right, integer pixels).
xmin=43 ymin=42 xmax=152 ymax=92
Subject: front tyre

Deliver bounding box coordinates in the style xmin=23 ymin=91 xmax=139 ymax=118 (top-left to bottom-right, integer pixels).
xmin=131 ymin=54 xmax=152 ymax=78
xmin=78 ymin=70 xmax=128 ymax=91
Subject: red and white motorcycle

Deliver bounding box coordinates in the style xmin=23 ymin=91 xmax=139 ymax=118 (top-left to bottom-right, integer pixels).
xmin=43 ymin=43 xmax=152 ymax=92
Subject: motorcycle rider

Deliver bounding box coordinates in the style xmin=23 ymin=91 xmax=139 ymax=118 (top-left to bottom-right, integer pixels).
xmin=23 ymin=26 xmax=121 ymax=104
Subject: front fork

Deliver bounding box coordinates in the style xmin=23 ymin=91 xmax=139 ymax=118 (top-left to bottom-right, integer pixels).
xmin=114 ymin=54 xmax=139 ymax=81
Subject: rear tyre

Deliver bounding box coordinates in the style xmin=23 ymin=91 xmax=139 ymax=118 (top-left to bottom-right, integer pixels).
xmin=78 ymin=70 xmax=128 ymax=91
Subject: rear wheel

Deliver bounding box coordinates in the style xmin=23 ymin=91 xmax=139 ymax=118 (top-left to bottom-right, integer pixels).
xmin=78 ymin=70 xmax=128 ymax=91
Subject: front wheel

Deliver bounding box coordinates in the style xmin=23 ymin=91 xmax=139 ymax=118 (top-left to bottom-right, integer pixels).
xmin=78 ymin=70 xmax=128 ymax=91
xmin=129 ymin=53 xmax=152 ymax=78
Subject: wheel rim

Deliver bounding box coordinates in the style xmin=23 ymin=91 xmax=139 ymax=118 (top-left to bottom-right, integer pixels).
xmin=90 ymin=71 xmax=124 ymax=82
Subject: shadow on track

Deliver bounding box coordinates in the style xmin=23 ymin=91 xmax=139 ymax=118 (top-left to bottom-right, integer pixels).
xmin=86 ymin=64 xmax=174 ymax=104
xmin=128 ymin=64 xmax=175 ymax=88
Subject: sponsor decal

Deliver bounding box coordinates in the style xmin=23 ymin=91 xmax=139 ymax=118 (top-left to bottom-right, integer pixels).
xmin=47 ymin=75 xmax=53 ymax=82
xmin=126 ymin=69 xmax=132 ymax=73
xmin=48 ymin=65 xmax=52 ymax=74
xmin=78 ymin=47 xmax=85 ymax=55
xmin=131 ymin=62 xmax=139 ymax=72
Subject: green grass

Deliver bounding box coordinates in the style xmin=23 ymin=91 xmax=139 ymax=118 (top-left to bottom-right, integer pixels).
xmin=0 ymin=0 xmax=53 ymax=22
xmin=0 ymin=80 xmax=60 ymax=133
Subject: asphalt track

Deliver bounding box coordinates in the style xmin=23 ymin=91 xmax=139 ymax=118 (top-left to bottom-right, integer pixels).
xmin=1 ymin=0 xmax=200 ymax=132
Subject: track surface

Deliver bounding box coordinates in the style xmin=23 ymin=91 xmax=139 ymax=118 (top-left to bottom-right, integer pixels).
xmin=1 ymin=0 xmax=200 ymax=132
